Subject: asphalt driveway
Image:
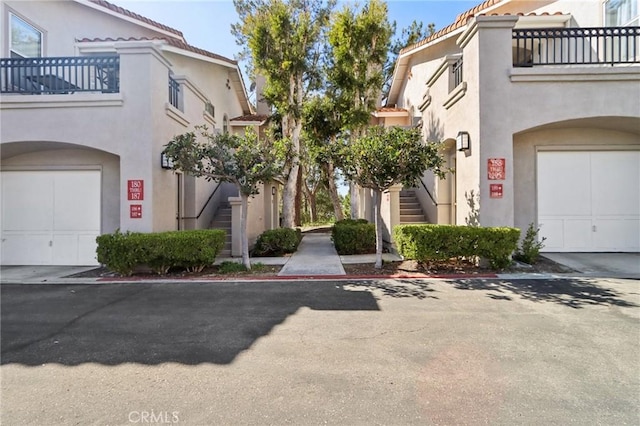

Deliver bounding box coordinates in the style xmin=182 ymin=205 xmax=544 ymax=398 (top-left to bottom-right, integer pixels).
xmin=2 ymin=278 xmax=639 ymax=425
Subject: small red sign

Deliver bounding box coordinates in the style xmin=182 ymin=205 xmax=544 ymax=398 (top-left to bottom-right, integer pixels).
xmin=490 ymin=184 xmax=503 ymax=198
xmin=128 ymin=180 xmax=144 ymax=200
xmin=130 ymin=204 xmax=142 ymax=218
xmin=487 ymin=158 xmax=506 ymax=180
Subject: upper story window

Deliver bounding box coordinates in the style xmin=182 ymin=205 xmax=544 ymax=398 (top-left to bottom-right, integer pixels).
xmin=9 ymin=13 xmax=42 ymax=58
xmin=223 ymin=114 xmax=229 ymax=134
xmin=605 ymin=0 xmax=639 ymax=26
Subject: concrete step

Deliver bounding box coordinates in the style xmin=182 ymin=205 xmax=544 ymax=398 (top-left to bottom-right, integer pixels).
xmin=400 ymin=207 xmax=423 ymax=215
xmin=400 ymin=214 xmax=426 ymax=223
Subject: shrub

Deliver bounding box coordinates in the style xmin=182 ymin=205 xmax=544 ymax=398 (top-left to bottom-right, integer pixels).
xmin=96 ymin=229 xmax=226 ymax=275
xmin=252 ymin=228 xmax=302 ymax=256
xmin=393 ymin=224 xmax=520 ymax=270
xmin=332 ymin=219 xmax=376 ymax=255
xmin=217 ymin=261 xmax=247 ymax=274
xmin=514 ymin=223 xmax=546 ymax=264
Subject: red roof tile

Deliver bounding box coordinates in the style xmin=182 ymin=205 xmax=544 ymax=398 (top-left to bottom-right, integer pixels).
xmin=376 ymin=107 xmax=407 ymax=113
xmin=399 ymin=0 xmax=565 ymax=55
xmin=230 ymin=114 xmax=269 ymax=122
xmin=77 ymin=36 xmax=237 ymax=65
xmin=89 ymin=0 xmax=184 ymax=38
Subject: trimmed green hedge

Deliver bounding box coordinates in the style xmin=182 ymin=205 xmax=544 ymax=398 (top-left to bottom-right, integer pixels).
xmin=332 ymin=219 xmax=376 ymax=255
xmin=96 ymin=229 xmax=226 ymax=276
xmin=393 ymin=224 xmax=520 ymax=269
xmin=252 ymin=227 xmax=302 ymax=256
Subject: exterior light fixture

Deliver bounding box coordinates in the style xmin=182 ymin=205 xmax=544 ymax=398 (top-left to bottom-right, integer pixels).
xmin=161 ymin=152 xmax=174 ymax=169
xmin=456 ymin=131 xmax=470 ymax=151
xmin=272 ymin=186 xmax=276 ymax=195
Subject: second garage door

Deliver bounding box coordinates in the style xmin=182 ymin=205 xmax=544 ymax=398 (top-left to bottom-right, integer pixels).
xmin=537 ymin=150 xmax=640 ymax=252
xmin=1 ymin=170 xmax=101 ymax=265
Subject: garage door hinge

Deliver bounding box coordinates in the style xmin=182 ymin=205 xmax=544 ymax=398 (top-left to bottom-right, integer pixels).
xmin=49 ymin=240 xmax=53 ymax=246
xmin=592 ymin=225 xmax=597 ymax=232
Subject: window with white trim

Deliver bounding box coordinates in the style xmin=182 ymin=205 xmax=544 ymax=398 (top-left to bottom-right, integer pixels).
xmin=9 ymin=13 xmax=42 ymax=58
xmin=605 ymin=0 xmax=639 ymax=26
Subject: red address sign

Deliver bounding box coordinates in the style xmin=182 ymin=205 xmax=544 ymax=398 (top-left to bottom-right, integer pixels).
xmin=127 ymin=180 xmax=144 ymax=201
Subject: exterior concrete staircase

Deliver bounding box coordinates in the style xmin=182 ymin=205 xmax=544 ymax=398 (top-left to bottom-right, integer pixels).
xmin=210 ymin=202 xmax=232 ymax=257
xmin=399 ymin=189 xmax=428 ymax=224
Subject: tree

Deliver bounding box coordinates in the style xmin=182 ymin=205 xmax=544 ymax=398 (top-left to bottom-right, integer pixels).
xmin=327 ymin=0 xmax=393 ymax=219
xmin=164 ymin=127 xmax=281 ymax=270
xmin=302 ymin=95 xmax=344 ymax=221
xmin=232 ymin=0 xmax=334 ymax=228
xmin=341 ymin=126 xmax=446 ymax=268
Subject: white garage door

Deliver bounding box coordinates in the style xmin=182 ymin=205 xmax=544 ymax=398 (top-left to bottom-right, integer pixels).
xmin=1 ymin=170 xmax=101 ymax=265
xmin=537 ymin=151 xmax=640 ymax=252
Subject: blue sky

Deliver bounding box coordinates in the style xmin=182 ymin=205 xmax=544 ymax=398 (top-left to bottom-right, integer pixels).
xmin=118 ymin=0 xmax=479 ymax=61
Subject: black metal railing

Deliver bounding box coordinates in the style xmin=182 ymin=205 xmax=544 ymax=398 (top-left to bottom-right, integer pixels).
xmin=452 ymin=56 xmax=463 ymax=88
xmin=0 ymin=55 xmax=119 ymax=94
xmin=168 ymin=74 xmax=180 ymax=109
xmin=513 ymin=26 xmax=640 ymax=66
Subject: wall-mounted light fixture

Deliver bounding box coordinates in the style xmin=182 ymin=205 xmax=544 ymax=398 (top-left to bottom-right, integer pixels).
xmin=161 ymin=152 xmax=174 ymax=169
xmin=456 ymin=131 xmax=470 ymax=151
xmin=272 ymin=186 xmax=276 ymax=196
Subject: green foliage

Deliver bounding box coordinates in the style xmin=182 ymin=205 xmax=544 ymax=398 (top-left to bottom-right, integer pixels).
xmin=393 ymin=224 xmax=521 ymax=270
xmin=327 ymin=0 xmax=392 ymax=132
xmin=164 ymin=126 xmax=280 ymax=197
xmin=252 ymin=228 xmax=302 ymax=256
xmin=217 ymin=261 xmax=248 ymax=274
xmin=331 ymin=219 xmax=376 ymax=254
xmin=340 ymin=126 xmax=446 ymax=191
xmin=514 ymin=223 xmax=547 ymax=264
xmin=96 ymin=230 xmax=226 ymax=276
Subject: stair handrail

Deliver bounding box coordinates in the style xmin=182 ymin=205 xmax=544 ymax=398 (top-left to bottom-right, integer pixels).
xmin=418 ymin=178 xmax=438 ymax=206
xmin=178 ymin=182 xmax=222 ymax=220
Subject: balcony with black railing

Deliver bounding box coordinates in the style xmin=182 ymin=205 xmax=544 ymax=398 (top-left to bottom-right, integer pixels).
xmin=0 ymin=55 xmax=120 ymax=95
xmin=513 ymin=26 xmax=640 ymax=66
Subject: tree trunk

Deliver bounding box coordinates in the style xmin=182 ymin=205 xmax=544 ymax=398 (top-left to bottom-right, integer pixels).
xmin=350 ymin=182 xmax=359 ymax=219
xmin=282 ymin=119 xmax=301 ymax=228
xmin=308 ymin=191 xmax=318 ymax=223
xmin=323 ymin=163 xmax=344 ymax=222
xmin=374 ymin=189 xmax=383 ymax=269
xmin=295 ymin=165 xmax=303 ymax=226
xmin=240 ymin=192 xmax=251 ymax=270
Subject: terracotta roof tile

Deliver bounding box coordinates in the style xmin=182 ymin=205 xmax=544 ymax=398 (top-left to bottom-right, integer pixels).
xmin=399 ymin=0 xmax=566 ymax=55
xmin=77 ymin=36 xmax=237 ymax=65
xmin=230 ymin=114 xmax=269 ymax=122
xmin=89 ymin=0 xmax=184 ymax=38
xmin=376 ymin=107 xmax=407 ymax=113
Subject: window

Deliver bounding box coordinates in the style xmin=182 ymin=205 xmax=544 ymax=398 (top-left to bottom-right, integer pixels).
xmin=9 ymin=13 xmax=42 ymax=58
xmin=605 ymin=0 xmax=639 ymax=26
xmin=223 ymin=114 xmax=229 ymax=134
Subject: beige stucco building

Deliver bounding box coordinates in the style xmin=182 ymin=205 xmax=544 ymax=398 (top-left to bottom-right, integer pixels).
xmin=0 ymin=0 xmax=277 ymax=265
xmin=377 ymin=0 xmax=639 ymax=252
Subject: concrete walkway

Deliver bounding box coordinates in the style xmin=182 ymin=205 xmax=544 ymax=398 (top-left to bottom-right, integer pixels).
xmin=278 ymin=233 xmax=346 ymax=276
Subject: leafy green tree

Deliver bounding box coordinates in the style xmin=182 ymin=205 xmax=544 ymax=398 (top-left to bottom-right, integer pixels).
xmin=303 ymin=95 xmax=344 ymax=221
xmin=232 ymin=0 xmax=334 ymax=228
xmin=164 ymin=127 xmax=281 ymax=270
xmin=327 ymin=0 xmax=393 ymax=218
xmin=341 ymin=126 xmax=445 ymax=268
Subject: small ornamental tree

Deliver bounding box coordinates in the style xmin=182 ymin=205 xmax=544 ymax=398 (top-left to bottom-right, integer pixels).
xmin=341 ymin=126 xmax=446 ymax=268
xmin=164 ymin=126 xmax=281 ymax=270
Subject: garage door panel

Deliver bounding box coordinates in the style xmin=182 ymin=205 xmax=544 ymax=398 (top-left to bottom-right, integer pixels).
xmin=539 ymin=219 xmax=564 ymax=250
xmin=1 ymin=233 xmax=52 ymax=265
xmin=1 ymin=170 xmax=101 ymax=265
xmin=537 ymin=152 xmax=591 ymax=216
xmin=2 ymin=172 xmax=54 ymax=231
xmin=592 ymin=152 xmax=640 ymax=216
xmin=594 ymin=219 xmax=640 ymax=250
xmin=563 ymin=219 xmax=593 ymax=250
xmin=537 ymin=150 xmax=639 ymax=252
xmin=53 ymin=171 xmax=102 ymax=231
